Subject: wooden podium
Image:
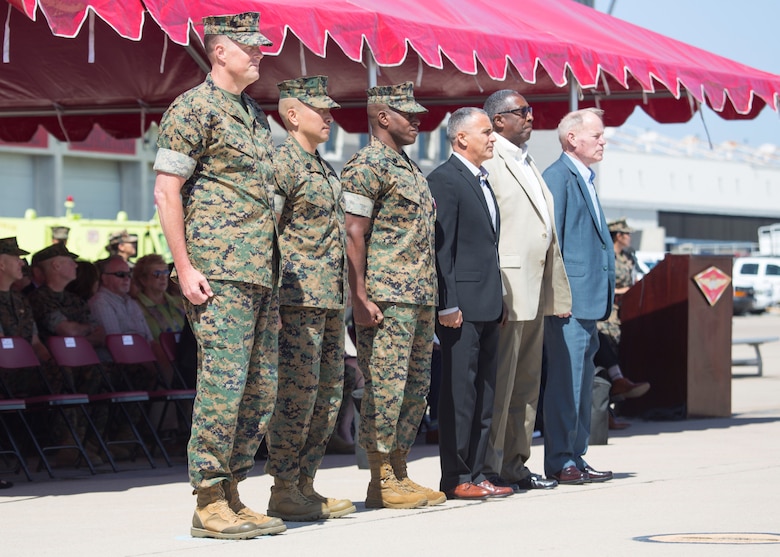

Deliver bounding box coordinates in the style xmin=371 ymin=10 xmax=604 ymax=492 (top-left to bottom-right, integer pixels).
xmin=619 ymin=254 xmax=732 ymax=418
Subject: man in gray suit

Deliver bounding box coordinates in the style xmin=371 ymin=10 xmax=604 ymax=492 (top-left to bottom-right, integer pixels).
xmin=542 ymin=108 xmax=615 ymax=485
xmin=481 ymin=90 xmax=572 ymax=492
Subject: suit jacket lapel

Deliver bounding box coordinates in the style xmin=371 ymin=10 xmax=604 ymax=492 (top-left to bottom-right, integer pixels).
xmin=498 ymin=146 xmax=547 ymax=223
xmin=450 ymin=155 xmax=496 ymax=235
xmin=560 ymin=154 xmax=607 ymax=242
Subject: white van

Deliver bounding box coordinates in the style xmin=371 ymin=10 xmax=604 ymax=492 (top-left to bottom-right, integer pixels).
xmin=732 ymin=256 xmax=780 ymax=312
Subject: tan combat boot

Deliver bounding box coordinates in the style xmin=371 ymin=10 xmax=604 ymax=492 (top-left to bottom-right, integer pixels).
xmin=267 ymin=477 xmax=330 ymax=521
xmin=191 ymin=483 xmax=264 ymax=540
xmin=224 ymin=479 xmax=287 ymax=535
xmin=299 ymin=474 xmax=356 ymax=518
xmin=390 ymin=448 xmax=447 ymax=506
xmin=365 ymin=451 xmax=427 ymax=509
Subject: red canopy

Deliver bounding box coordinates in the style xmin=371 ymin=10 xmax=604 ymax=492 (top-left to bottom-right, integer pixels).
xmin=2 ymin=0 xmax=779 ymax=141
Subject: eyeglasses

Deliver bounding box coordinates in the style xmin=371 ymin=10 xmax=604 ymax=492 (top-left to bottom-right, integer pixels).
xmin=151 ymin=269 xmax=171 ymax=278
xmin=388 ymin=107 xmax=418 ymax=121
xmin=499 ymin=106 xmax=533 ymax=119
xmin=104 ymin=271 xmax=132 ymax=279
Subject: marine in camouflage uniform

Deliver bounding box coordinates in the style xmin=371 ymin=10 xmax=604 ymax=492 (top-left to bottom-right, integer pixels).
xmin=342 ymin=82 xmax=444 ymax=508
xmin=27 ymin=244 xmax=104 ymax=397
xmin=263 ymin=76 xmax=354 ymax=521
xmin=594 ymin=218 xmax=650 ymax=402
xmin=597 ymin=219 xmax=637 ymax=351
xmin=26 ymin=243 xmax=106 ymax=463
xmin=0 ymin=237 xmax=59 ymax=396
xmin=153 ymin=12 xmax=284 ymax=540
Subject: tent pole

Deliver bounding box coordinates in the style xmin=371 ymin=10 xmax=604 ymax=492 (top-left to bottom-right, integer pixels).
xmin=367 ymin=49 xmax=377 ymax=88
xmin=569 ymin=69 xmax=579 ymax=112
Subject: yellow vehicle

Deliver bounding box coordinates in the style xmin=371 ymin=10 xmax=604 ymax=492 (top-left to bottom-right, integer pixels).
xmin=0 ymin=199 xmax=170 ymax=263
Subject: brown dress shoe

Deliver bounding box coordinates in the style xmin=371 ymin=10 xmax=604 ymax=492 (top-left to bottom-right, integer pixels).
xmin=610 ymin=377 xmax=650 ymax=401
xmin=582 ymin=466 xmax=613 ymax=482
xmin=550 ymin=466 xmax=587 ymax=485
xmin=476 ymin=480 xmax=513 ymax=498
xmin=446 ymin=482 xmax=490 ymax=500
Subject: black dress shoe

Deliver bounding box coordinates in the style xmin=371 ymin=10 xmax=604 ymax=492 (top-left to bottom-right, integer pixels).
xmin=516 ymin=473 xmax=558 ymax=490
xmin=582 ymin=465 xmax=613 ymax=482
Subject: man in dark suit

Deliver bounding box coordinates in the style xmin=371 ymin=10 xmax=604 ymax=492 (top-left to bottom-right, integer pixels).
xmin=428 ymin=107 xmax=512 ymax=500
xmin=541 ymin=108 xmax=615 ymax=485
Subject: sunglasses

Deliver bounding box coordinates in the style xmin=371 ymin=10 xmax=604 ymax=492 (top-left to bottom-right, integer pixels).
xmin=105 ymin=271 xmax=132 ymax=279
xmin=499 ymin=106 xmax=533 ymax=119
xmin=152 ymin=269 xmax=171 ymax=278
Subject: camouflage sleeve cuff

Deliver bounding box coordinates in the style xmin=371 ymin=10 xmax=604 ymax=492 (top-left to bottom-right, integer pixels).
xmin=274 ymin=194 xmax=286 ymax=214
xmin=153 ymin=148 xmax=197 ymax=179
xmin=343 ymin=192 xmax=374 ymax=217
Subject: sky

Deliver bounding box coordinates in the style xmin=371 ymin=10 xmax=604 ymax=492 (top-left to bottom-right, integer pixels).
xmin=592 ymin=0 xmax=779 ymax=147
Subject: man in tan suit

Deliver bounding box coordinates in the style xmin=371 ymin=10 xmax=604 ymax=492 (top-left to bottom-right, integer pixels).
xmin=481 ymin=90 xmax=572 ymax=491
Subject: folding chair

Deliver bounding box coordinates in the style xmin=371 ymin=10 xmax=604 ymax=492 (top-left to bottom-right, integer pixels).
xmin=46 ymin=336 xmax=170 ymax=469
xmin=157 ymin=331 xmax=194 ymax=389
xmin=105 ymin=334 xmax=194 ymax=454
xmin=0 ymin=397 xmax=34 ymax=481
xmin=0 ymin=336 xmax=108 ymax=477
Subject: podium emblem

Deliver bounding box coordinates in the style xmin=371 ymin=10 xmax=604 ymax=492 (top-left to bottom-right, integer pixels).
xmin=692 ymin=266 xmax=731 ymax=306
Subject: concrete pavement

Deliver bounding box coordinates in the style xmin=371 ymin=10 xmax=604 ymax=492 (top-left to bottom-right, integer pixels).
xmin=2 ymin=313 xmax=780 ymax=556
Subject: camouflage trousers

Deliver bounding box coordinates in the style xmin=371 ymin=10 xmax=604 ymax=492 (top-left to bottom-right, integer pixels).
xmin=356 ymin=302 xmax=434 ymax=453
xmin=265 ymin=305 xmax=345 ymax=481
xmin=596 ymin=304 xmax=621 ymax=353
xmin=184 ymin=280 xmax=279 ymax=489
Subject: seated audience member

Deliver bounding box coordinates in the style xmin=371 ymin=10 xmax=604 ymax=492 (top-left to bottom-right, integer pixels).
xmin=27 ymin=243 xmax=106 ymax=465
xmin=89 ymin=256 xmax=158 ymax=444
xmin=89 ymin=256 xmax=152 ymax=343
xmin=89 ymin=256 xmax=157 ymax=393
xmin=597 ymin=218 xmax=651 ymax=403
xmin=65 ymin=260 xmax=101 ymax=302
xmin=28 ymin=244 xmax=105 ymax=350
xmin=131 ymin=254 xmax=185 ymax=340
xmin=0 ymin=237 xmax=58 ymax=393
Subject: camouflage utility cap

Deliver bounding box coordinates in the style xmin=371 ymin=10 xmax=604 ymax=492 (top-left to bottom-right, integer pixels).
xmin=31 ymin=243 xmax=79 ymax=266
xmin=278 ymin=75 xmax=340 ymax=109
xmin=108 ymin=230 xmax=139 ymax=246
xmin=51 ymin=226 xmax=70 ymax=241
xmin=202 ymin=11 xmax=272 ymax=46
xmin=367 ymin=81 xmax=427 ymax=114
xmin=608 ymin=217 xmax=635 ymax=234
xmin=0 ymin=237 xmax=29 ymax=256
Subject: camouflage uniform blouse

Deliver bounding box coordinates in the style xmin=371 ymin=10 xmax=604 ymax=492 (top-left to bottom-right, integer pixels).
xmin=341 ymin=136 xmax=437 ymax=306
xmin=0 ymin=290 xmax=38 ymax=342
xmin=615 ymin=249 xmax=636 ymax=291
xmin=28 ymin=286 xmax=100 ymax=343
xmin=274 ymin=136 xmax=346 ymax=309
xmin=153 ymin=74 xmax=278 ymax=288
xmin=598 ymin=249 xmax=636 ymax=342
